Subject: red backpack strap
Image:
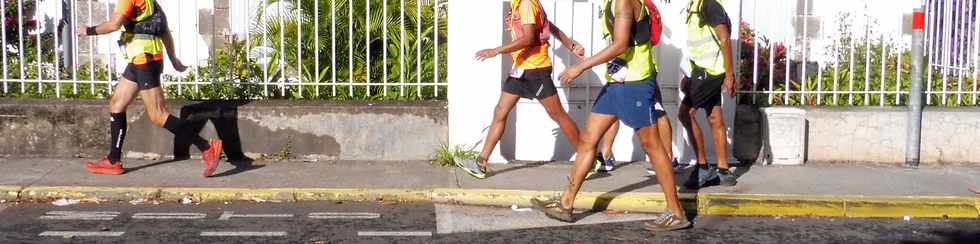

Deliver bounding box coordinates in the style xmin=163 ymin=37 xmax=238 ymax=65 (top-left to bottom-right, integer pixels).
xmin=644 ymin=0 xmax=663 ymax=46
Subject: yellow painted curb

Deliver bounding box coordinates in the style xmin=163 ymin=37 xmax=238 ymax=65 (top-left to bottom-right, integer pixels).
xmin=844 ymin=196 xmax=979 ymax=218
xmin=159 ymin=188 xmax=298 ymax=202
xmin=157 ymin=188 xmax=432 ymax=202
xmin=702 ymin=194 xmax=846 ymax=217
xmin=0 ymin=185 xmax=22 ymax=200
xmin=9 ymin=186 xmax=978 ymax=219
xmin=431 ymin=189 xmax=697 ymax=213
xmin=20 ymin=186 xmax=158 ymax=200
xmin=294 ymin=188 xmax=430 ymax=202
xmin=975 ymin=198 xmax=980 ymax=217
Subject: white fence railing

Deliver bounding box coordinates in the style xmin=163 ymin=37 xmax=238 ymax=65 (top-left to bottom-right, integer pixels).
xmin=0 ymin=0 xmax=976 ymax=106
xmin=0 ymin=0 xmax=446 ymax=100
xmin=738 ymin=0 xmax=978 ymax=106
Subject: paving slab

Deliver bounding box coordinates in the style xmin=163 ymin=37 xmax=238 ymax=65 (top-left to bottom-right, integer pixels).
xmin=0 ymin=158 xmax=65 ymax=186
xmin=28 ymin=159 xmax=457 ymax=189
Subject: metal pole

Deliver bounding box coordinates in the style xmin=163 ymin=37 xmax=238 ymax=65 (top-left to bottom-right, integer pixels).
xmin=907 ymin=7 xmax=925 ymax=168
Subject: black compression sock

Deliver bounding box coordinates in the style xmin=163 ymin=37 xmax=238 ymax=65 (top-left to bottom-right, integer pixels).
xmin=163 ymin=115 xmax=210 ymax=151
xmin=108 ymin=112 xmax=127 ymax=162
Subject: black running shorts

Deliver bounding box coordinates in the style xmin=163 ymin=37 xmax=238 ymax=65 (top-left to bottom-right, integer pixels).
xmin=122 ymin=59 xmax=164 ymax=90
xmin=502 ymin=68 xmax=558 ymax=100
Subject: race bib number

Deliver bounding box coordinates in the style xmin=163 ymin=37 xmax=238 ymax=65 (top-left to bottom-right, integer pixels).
xmin=509 ymin=67 xmax=526 ymax=79
xmin=607 ymin=59 xmax=628 ymax=83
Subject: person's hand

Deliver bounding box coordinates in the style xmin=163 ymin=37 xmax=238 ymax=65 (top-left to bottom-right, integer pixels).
xmin=723 ymin=74 xmax=736 ymax=97
xmin=76 ymin=24 xmax=90 ymax=37
xmin=558 ymin=64 xmax=585 ymax=85
xmin=172 ymin=59 xmax=188 ymax=72
xmin=475 ymin=48 xmax=499 ymax=61
xmin=570 ymin=42 xmax=585 ymax=60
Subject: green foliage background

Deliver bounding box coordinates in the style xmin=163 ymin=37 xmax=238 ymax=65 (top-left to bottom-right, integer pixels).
xmin=1 ymin=0 xmax=448 ymax=101
xmin=738 ymin=13 xmax=978 ymax=107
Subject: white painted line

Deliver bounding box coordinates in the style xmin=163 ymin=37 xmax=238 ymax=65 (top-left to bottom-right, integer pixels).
xmin=308 ymin=212 xmax=381 ymax=219
xmin=357 ymin=231 xmax=433 ymax=237
xmin=39 ymin=231 xmax=125 ymax=237
xmin=132 ymin=213 xmax=207 ymax=220
xmin=39 ymin=211 xmax=120 ymax=220
xmin=200 ymin=231 xmax=287 ymax=237
xmin=218 ymin=211 xmax=294 ymax=220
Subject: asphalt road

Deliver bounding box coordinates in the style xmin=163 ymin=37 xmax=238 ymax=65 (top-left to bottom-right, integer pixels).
xmin=0 ymin=201 xmax=976 ymax=243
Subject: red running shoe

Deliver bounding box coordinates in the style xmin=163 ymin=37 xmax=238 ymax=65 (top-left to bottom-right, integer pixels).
xmin=85 ymin=157 xmax=124 ymax=175
xmin=202 ymin=140 xmax=224 ymax=177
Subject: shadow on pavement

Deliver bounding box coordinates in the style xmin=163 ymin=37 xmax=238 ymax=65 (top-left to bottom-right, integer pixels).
xmin=210 ymin=158 xmax=265 ymax=178
xmin=176 ymin=100 xmax=259 ymax=178
xmin=125 ymin=100 xmax=261 ymax=177
xmin=490 ymin=161 xmax=552 ymax=177
xmin=576 ymin=177 xmax=660 ymax=220
xmin=124 ymin=158 xmax=185 ymax=173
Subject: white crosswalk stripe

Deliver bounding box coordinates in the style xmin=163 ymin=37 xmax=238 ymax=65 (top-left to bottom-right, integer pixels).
xmin=200 ymin=231 xmax=288 ymax=237
xmin=39 ymin=211 xmax=120 ymax=220
xmin=39 ymin=231 xmax=125 ymax=237
xmin=357 ymin=231 xmax=433 ymax=237
xmin=218 ymin=211 xmax=294 ymax=220
xmin=308 ymin=212 xmax=381 ymax=219
xmin=132 ymin=213 xmax=207 ymax=220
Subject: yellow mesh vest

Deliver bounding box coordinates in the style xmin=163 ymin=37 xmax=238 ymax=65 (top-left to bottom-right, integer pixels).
xmin=120 ymin=0 xmax=164 ymax=64
xmin=686 ymin=0 xmax=726 ymax=75
xmin=602 ymin=0 xmax=657 ymax=83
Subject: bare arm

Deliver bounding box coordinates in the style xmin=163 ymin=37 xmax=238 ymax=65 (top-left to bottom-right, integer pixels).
xmin=558 ymin=0 xmax=635 ymax=83
xmin=548 ymin=21 xmax=584 ymax=58
xmin=77 ymin=13 xmax=128 ymax=36
xmin=714 ymin=24 xmax=734 ymax=96
xmin=476 ymin=0 xmax=545 ymax=61
xmin=160 ymin=27 xmax=187 ymax=72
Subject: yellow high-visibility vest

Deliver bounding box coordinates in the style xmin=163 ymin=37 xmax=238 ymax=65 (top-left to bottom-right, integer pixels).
xmin=602 ymin=0 xmax=657 ymax=82
xmin=686 ymin=0 xmax=726 ymax=75
xmin=120 ymin=0 xmax=164 ymax=64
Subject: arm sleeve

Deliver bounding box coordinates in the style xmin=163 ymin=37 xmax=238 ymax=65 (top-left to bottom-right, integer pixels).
xmin=114 ymin=0 xmax=134 ymax=18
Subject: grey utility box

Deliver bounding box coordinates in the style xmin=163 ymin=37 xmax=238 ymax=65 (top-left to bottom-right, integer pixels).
xmin=761 ymin=107 xmax=807 ymax=165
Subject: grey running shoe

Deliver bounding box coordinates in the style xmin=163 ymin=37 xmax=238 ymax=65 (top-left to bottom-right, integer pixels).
xmin=454 ymin=157 xmax=487 ymax=179
xmin=530 ymin=196 xmax=574 ymax=223
xmin=718 ymin=169 xmax=737 ymax=186
xmin=643 ymin=210 xmax=691 ymax=232
xmin=683 ymin=165 xmax=719 ymax=189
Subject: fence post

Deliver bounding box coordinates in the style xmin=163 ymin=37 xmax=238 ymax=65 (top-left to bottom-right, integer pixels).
xmin=906 ymin=7 xmax=925 ymax=168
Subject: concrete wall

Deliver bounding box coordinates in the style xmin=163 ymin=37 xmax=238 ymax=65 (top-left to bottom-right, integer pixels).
xmin=0 ymin=99 xmax=447 ymax=161
xmin=448 ymin=0 xmax=740 ymax=164
xmin=734 ymin=105 xmax=980 ymax=164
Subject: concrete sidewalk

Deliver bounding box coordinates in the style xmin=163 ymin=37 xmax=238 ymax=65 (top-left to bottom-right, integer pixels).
xmin=0 ymin=158 xmax=977 ymax=218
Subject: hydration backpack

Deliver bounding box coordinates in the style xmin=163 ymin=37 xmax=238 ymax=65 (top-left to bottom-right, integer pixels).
xmin=124 ymin=2 xmax=167 ymax=36
xmin=605 ymin=0 xmax=663 ymax=46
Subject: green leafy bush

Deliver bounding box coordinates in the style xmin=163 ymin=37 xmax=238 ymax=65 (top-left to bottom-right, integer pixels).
xmin=739 ymin=14 xmax=977 ymax=107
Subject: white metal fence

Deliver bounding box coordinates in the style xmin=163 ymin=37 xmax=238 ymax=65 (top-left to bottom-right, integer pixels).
xmin=0 ymin=0 xmax=977 ymax=106
xmin=738 ymin=0 xmax=978 ymax=106
xmin=0 ymin=0 xmax=446 ymax=100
